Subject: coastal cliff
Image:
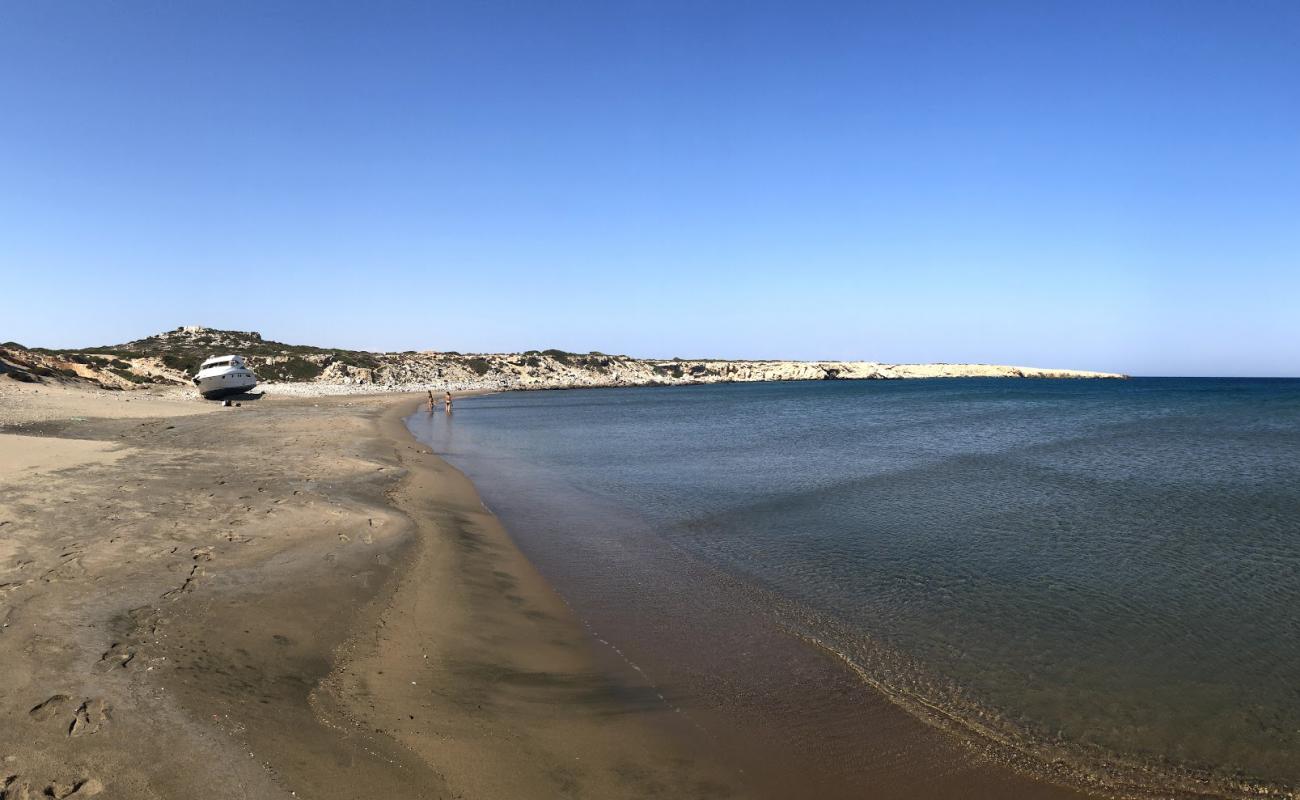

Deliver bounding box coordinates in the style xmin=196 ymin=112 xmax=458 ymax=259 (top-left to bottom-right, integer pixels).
xmin=1 ymin=326 xmax=1126 ymax=393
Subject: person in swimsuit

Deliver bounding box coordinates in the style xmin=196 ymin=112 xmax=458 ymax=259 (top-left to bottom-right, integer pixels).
xmin=444 ymin=391 xmax=453 ymax=413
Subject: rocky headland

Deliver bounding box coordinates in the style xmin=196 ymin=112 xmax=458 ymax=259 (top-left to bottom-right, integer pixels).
xmin=1 ymin=325 xmax=1125 ymax=396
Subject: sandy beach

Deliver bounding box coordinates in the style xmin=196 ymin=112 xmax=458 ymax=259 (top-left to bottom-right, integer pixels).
xmin=0 ymin=382 xmax=747 ymax=799
xmin=0 ymin=380 xmax=1102 ymax=800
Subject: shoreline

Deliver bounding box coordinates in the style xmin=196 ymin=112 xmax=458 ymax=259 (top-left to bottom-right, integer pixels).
xmin=0 ymin=383 xmax=747 ymax=798
xmin=251 ymin=370 xmax=1128 ymax=398
xmin=328 ymin=398 xmax=750 ymax=797
xmin=4 ymin=379 xmax=1263 ymax=799
xmin=405 ymin=394 xmax=1096 ymax=800
xmin=406 ymin=385 xmax=1299 ymax=800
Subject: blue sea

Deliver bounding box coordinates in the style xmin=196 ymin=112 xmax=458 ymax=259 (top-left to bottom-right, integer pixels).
xmin=407 ymin=378 xmax=1300 ymax=796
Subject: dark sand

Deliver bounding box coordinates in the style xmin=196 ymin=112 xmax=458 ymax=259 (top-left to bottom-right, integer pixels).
xmin=0 ymin=385 xmax=1099 ymax=799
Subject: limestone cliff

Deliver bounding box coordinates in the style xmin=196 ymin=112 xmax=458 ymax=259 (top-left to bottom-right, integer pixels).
xmin=0 ymin=327 xmax=1126 ymax=393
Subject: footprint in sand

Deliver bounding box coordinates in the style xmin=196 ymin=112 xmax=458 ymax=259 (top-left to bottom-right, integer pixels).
xmin=40 ymin=557 xmax=86 ymax=583
xmin=160 ymin=565 xmax=202 ymax=600
xmin=27 ymin=694 xmax=71 ymax=722
xmin=25 ymin=695 xmax=111 ymax=737
xmin=125 ymin=606 xmax=162 ymax=639
xmin=18 ymin=777 xmax=106 ymax=799
xmin=95 ymin=642 xmax=137 ymax=671
xmin=68 ymin=699 xmax=111 ymax=737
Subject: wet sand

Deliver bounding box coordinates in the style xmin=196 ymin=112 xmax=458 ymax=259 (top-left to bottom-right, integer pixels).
xmin=1 ymin=381 xmax=1096 ymax=799
xmin=409 ymin=405 xmax=1097 ymax=800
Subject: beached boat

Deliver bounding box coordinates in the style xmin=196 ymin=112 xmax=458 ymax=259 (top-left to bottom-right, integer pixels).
xmin=193 ymin=355 xmax=258 ymax=399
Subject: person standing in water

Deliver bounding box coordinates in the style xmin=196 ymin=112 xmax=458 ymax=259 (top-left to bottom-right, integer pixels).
xmin=444 ymin=391 xmax=453 ymax=413
xmin=427 ymin=390 xmax=436 ymax=411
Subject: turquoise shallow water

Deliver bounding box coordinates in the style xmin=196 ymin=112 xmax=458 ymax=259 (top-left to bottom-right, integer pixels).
xmin=408 ymin=378 xmax=1300 ymax=793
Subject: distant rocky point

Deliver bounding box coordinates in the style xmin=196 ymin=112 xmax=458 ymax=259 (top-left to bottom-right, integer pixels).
xmin=0 ymin=326 xmax=1126 ymax=392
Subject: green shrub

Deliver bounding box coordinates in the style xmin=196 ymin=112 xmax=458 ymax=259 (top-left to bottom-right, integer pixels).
xmin=334 ymin=350 xmax=380 ymax=370
xmin=542 ymin=349 xmax=571 ymax=365
xmin=162 ymin=353 xmax=199 ymax=373
xmin=264 ymin=357 xmax=324 ymax=381
xmin=466 ymin=357 xmax=492 ymax=376
xmin=110 ymin=367 xmax=150 ymax=384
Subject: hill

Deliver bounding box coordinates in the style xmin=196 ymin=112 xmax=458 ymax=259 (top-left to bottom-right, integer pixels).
xmin=0 ymin=326 xmax=1126 ymax=393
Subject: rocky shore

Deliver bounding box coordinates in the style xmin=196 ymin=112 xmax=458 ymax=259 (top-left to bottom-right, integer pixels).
xmin=1 ymin=326 xmax=1126 ymax=396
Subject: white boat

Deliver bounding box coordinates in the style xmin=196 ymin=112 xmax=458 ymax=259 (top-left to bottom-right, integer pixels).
xmin=193 ymin=355 xmax=258 ymax=399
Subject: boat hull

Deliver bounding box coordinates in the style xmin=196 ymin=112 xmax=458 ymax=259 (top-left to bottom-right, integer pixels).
xmin=195 ymin=373 xmax=258 ymax=399
xmin=199 ymin=383 xmax=258 ymax=400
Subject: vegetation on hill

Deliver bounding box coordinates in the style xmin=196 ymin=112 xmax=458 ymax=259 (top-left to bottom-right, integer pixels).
xmin=1 ymin=325 xmax=1125 ymax=392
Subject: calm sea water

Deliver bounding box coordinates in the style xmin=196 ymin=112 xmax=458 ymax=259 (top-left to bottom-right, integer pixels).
xmin=408 ymin=378 xmax=1300 ymax=794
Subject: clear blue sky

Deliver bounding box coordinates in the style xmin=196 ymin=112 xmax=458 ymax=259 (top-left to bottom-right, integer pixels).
xmin=2 ymin=1 xmax=1297 ymax=375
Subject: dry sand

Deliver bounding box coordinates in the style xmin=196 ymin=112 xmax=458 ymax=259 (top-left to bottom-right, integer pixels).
xmin=0 ymin=382 xmax=212 ymax=429
xmin=0 ymin=435 xmax=129 ymax=483
xmin=0 ymin=383 xmax=744 ymax=799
